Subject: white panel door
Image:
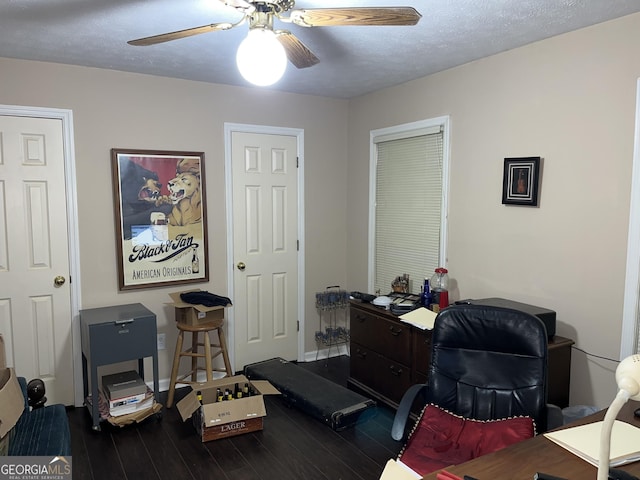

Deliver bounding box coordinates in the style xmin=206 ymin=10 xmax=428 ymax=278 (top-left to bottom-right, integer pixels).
xmin=0 ymin=115 xmax=74 ymax=405
xmin=231 ymin=131 xmax=298 ymax=370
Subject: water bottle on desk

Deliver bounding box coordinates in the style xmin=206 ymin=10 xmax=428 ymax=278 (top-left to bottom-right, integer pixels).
xmin=421 ymin=278 xmax=432 ymax=308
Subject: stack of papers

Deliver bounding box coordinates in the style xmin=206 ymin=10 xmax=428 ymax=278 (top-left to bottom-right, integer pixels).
xmin=398 ymin=307 xmax=437 ymax=330
xmin=378 ymin=459 xmax=421 ymax=480
xmin=544 ymin=420 xmax=640 ymax=467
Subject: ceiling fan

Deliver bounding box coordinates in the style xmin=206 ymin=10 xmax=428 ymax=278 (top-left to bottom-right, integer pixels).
xmin=128 ymin=1 xmax=422 ymax=85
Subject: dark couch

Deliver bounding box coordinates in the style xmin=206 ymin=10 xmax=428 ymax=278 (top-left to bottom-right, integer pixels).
xmin=4 ymin=378 xmax=71 ymax=456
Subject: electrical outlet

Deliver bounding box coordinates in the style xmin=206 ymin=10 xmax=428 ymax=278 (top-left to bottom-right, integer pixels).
xmin=157 ymin=333 xmax=166 ymax=350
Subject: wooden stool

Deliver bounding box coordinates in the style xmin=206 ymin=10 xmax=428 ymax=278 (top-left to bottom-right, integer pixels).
xmin=166 ymin=319 xmax=233 ymax=408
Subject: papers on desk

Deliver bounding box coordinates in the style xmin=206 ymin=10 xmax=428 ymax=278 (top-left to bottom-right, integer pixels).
xmin=544 ymin=420 xmax=640 ymax=467
xmin=378 ymin=459 xmax=421 ymax=480
xmin=399 ymin=307 xmax=437 ymax=330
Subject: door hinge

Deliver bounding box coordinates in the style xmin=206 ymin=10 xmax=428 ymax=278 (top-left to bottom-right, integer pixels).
xmin=297 ymin=240 xmax=299 ymax=251
xmin=296 ymin=156 xmax=299 ymax=168
xmin=297 ymin=320 xmax=300 ymax=332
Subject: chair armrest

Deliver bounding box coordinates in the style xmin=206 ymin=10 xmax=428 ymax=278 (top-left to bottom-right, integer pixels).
xmin=391 ymin=383 xmax=429 ymax=441
xmin=545 ymin=403 xmax=564 ymax=431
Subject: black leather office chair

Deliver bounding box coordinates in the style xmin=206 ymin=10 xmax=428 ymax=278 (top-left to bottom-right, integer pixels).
xmin=392 ymin=304 xmax=563 ymax=443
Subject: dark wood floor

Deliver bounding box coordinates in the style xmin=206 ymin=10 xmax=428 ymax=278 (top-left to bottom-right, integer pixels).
xmin=67 ymin=356 xmax=403 ymax=480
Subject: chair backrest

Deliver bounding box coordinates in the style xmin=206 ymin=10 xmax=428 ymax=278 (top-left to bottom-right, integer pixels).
xmin=427 ymin=304 xmax=549 ymax=431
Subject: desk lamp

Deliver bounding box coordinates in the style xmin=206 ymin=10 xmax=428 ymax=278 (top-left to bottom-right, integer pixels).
xmin=598 ymin=354 xmax=640 ymax=480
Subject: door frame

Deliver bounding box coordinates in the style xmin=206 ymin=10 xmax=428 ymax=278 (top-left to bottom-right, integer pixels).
xmin=0 ymin=104 xmax=83 ymax=406
xmin=224 ymin=123 xmax=305 ymax=368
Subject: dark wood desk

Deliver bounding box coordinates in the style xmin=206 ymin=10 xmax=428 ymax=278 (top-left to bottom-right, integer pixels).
xmin=422 ymin=400 xmax=640 ymax=479
xmin=348 ymin=301 xmax=575 ymax=409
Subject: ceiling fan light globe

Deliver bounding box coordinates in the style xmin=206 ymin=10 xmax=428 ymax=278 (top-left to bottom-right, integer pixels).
xmin=236 ymin=29 xmax=287 ymax=86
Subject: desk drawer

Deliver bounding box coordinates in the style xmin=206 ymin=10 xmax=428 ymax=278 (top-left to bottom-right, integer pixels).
xmin=380 ymin=319 xmax=412 ymax=366
xmin=350 ymin=307 xmax=411 ymax=365
xmin=349 ymin=307 xmax=379 ymax=347
xmin=350 ymin=342 xmax=377 ymax=388
xmin=376 ymin=357 xmax=412 ymax=404
xmin=413 ymin=329 xmax=432 ymax=377
xmin=350 ymin=342 xmax=411 ymax=403
xmin=88 ymin=317 xmax=157 ymax=364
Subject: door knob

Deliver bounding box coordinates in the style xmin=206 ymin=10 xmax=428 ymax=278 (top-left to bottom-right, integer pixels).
xmin=237 ymin=262 xmax=246 ymax=271
xmin=54 ymin=276 xmax=66 ymax=287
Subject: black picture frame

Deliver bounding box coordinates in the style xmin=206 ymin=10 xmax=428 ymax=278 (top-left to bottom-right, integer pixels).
xmin=111 ymin=148 xmax=208 ymax=290
xmin=502 ymin=157 xmax=541 ymax=206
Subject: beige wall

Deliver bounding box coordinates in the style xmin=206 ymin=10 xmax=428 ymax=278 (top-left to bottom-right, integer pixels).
xmin=0 ymin=59 xmax=349 ymax=388
xmin=347 ymin=13 xmax=640 ymax=407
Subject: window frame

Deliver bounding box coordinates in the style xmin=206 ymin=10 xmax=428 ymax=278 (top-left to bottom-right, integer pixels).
xmin=622 ymin=78 xmax=640 ymax=358
xmin=368 ymin=116 xmax=451 ymax=294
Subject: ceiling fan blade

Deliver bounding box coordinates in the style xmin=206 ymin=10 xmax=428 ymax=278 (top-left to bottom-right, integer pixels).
xmin=128 ymin=22 xmax=235 ymax=46
xmin=289 ymin=7 xmax=421 ymax=27
xmin=276 ymin=31 xmax=319 ymax=69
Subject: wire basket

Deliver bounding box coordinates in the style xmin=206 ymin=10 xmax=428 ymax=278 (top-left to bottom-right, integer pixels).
xmin=315 ymin=286 xmax=350 ymax=311
xmin=315 ymin=326 xmax=350 ymax=346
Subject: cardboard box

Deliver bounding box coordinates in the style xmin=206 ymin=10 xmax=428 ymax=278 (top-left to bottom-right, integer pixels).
xmin=176 ymin=374 xmax=280 ymax=442
xmin=108 ymin=394 xmax=154 ymax=417
xmin=102 ymin=370 xmax=147 ymax=399
xmin=106 ymin=391 xmax=146 ymax=409
xmin=0 ymin=335 xmax=25 ymax=439
xmin=167 ymin=290 xmax=226 ymax=326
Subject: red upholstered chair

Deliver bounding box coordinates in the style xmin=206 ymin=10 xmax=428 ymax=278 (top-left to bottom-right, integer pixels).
xmin=392 ymin=304 xmax=563 ymax=476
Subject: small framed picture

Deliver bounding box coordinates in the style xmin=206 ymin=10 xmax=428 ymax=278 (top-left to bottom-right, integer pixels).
xmin=502 ymin=157 xmax=541 ymax=206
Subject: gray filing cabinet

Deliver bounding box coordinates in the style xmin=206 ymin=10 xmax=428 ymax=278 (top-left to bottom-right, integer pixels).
xmin=80 ymin=303 xmax=159 ymax=430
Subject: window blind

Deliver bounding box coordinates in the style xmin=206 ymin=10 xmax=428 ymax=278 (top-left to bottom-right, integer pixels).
xmin=374 ymin=131 xmax=444 ymax=295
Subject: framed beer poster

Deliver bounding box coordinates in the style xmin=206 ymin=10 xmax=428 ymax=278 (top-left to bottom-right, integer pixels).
xmin=111 ymin=148 xmax=209 ymax=290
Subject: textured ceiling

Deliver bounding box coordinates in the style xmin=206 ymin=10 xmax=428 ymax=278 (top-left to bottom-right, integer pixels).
xmin=2 ymin=0 xmax=640 ymax=99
